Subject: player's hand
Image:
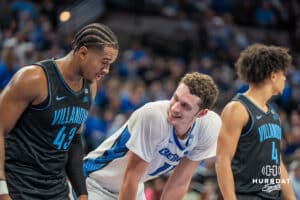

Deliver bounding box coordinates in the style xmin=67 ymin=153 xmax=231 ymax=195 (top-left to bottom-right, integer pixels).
xmin=0 ymin=194 xmax=12 ymax=200
xmin=78 ymin=194 xmax=88 ymax=200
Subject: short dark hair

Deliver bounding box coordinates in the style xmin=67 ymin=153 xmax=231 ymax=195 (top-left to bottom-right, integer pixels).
xmin=180 ymin=72 xmax=219 ymax=109
xmin=71 ymin=23 xmax=119 ymax=52
xmin=236 ymin=43 xmax=292 ymax=84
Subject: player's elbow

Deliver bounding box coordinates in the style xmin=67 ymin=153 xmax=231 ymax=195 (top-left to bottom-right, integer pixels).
xmin=215 ymin=154 xmax=231 ymax=172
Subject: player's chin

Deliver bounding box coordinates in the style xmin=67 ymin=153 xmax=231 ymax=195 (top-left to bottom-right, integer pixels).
xmin=87 ymin=75 xmax=101 ymax=83
xmin=168 ymin=117 xmax=180 ymax=125
xmin=278 ymin=88 xmax=285 ymax=95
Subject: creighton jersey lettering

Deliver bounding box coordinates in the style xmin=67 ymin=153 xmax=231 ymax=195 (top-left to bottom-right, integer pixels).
xmin=158 ymin=148 xmax=182 ymax=162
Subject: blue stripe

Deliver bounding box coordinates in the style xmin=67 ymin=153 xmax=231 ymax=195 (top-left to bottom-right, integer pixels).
xmin=84 ymin=126 xmax=131 ymax=176
xmin=173 ymin=128 xmax=184 ymax=151
xmin=72 ymin=190 xmax=78 ymax=200
xmin=172 ymin=123 xmax=195 ymax=151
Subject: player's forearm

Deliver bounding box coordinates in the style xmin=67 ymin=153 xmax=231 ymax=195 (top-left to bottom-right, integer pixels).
xmin=280 ymin=163 xmax=296 ymax=200
xmin=160 ymin=184 xmax=189 ymax=200
xmin=215 ymin=157 xmax=237 ymax=200
xmin=118 ymin=181 xmax=138 ymax=200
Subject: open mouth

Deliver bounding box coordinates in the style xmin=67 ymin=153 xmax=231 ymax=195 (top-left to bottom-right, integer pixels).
xmin=171 ymin=113 xmax=181 ymax=119
xmin=96 ymin=73 xmax=103 ymax=80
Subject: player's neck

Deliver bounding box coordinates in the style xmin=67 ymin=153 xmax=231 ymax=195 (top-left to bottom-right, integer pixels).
xmin=55 ymin=53 xmax=83 ymax=83
xmin=244 ymin=86 xmax=272 ymax=112
xmin=54 ymin=53 xmax=84 ymax=92
xmin=174 ymin=124 xmax=193 ymax=140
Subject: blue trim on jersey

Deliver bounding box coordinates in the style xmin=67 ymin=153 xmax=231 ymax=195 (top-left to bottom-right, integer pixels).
xmin=172 ymin=122 xmax=195 ymax=151
xmin=72 ymin=190 xmax=78 ymax=200
xmin=83 ymin=126 xmax=131 ymax=176
xmin=53 ymin=61 xmax=84 ymax=96
xmin=241 ymin=94 xmax=271 ymax=115
xmin=240 ymin=105 xmax=255 ymax=137
xmin=30 ymin=63 xmax=52 ymax=110
xmin=234 ymin=94 xmax=255 ymax=138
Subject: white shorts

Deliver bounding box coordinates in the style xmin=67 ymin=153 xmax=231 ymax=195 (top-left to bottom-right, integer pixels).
xmin=86 ymin=177 xmax=146 ymax=200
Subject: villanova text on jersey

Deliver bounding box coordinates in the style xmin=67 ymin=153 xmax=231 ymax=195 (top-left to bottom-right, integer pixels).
xmin=258 ymin=123 xmax=282 ymax=144
xmin=51 ymin=106 xmax=88 ymax=126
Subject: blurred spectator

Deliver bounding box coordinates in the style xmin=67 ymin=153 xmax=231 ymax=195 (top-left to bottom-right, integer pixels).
xmin=0 ymin=45 xmax=20 ymax=91
xmin=289 ymin=161 xmax=300 ymax=199
xmin=255 ymin=0 xmax=277 ymax=27
xmin=120 ymin=79 xmax=148 ymax=113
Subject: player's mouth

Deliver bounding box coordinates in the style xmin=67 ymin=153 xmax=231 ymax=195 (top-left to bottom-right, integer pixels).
xmin=96 ymin=72 xmax=104 ymax=80
xmin=170 ymin=113 xmax=181 ymax=119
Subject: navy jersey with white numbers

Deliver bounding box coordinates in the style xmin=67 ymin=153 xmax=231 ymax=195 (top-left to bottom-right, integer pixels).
xmin=232 ymin=94 xmax=282 ymax=199
xmin=5 ymin=59 xmax=91 ymax=200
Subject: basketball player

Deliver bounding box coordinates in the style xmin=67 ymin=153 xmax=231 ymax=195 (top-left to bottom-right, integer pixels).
xmin=216 ymin=44 xmax=296 ymax=200
xmin=0 ymin=23 xmax=118 ymax=200
xmin=83 ymin=72 xmax=222 ymax=200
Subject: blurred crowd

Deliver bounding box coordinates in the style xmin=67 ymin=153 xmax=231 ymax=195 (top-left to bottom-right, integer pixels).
xmin=0 ymin=0 xmax=300 ymax=199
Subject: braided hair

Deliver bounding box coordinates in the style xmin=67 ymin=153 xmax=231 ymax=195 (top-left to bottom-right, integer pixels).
xmin=71 ymin=23 xmax=119 ymax=52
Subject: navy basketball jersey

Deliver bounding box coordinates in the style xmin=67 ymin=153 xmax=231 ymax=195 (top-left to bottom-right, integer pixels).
xmin=5 ymin=59 xmax=92 ymax=199
xmin=231 ymin=94 xmax=282 ymax=199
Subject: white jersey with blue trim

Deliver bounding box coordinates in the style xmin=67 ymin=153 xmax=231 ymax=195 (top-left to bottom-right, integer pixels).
xmin=84 ymin=100 xmax=221 ymax=193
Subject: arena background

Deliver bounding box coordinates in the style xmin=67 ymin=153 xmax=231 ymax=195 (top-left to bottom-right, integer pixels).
xmin=0 ymin=0 xmax=299 ymax=199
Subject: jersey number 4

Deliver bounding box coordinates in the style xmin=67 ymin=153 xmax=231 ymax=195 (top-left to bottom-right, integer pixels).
xmin=271 ymin=141 xmax=279 ymax=164
xmin=53 ymin=126 xmax=78 ymax=150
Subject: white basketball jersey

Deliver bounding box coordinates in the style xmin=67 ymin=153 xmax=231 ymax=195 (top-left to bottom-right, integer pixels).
xmin=84 ymin=100 xmax=221 ymax=193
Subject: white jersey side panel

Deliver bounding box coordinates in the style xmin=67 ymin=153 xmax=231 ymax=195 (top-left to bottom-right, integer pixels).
xmin=83 ymin=100 xmax=221 ymax=193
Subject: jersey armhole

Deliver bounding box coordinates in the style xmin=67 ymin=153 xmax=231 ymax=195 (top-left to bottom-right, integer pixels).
xmin=235 ymin=100 xmax=254 ymax=138
xmin=29 ymin=64 xmax=51 ymax=110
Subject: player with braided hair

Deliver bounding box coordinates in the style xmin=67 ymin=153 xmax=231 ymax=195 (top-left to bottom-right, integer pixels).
xmin=0 ymin=23 xmax=118 ymax=200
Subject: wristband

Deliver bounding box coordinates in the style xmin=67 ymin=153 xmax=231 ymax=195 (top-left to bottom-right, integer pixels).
xmin=0 ymin=180 xmax=8 ymax=195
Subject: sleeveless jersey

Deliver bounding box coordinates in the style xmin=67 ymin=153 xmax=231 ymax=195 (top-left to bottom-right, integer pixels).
xmin=232 ymin=94 xmax=282 ymax=199
xmin=5 ymin=59 xmax=92 ymax=199
xmin=84 ymin=100 xmax=221 ymax=195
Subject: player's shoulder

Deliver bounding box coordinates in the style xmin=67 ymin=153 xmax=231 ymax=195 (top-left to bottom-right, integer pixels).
xmin=222 ymin=100 xmax=248 ymax=118
xmin=134 ymin=100 xmax=169 ymax=119
xmin=197 ymin=110 xmax=221 ymax=125
xmin=13 ymin=65 xmax=46 ymax=84
xmin=1 ymin=65 xmax=47 ymax=103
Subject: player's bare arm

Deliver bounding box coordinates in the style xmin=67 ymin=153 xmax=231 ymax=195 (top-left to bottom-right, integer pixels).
xmin=119 ymin=151 xmax=149 ymax=200
xmin=0 ymin=66 xmax=47 ymax=199
xmin=160 ymin=157 xmax=200 ymax=200
xmin=215 ymin=101 xmax=248 ymax=200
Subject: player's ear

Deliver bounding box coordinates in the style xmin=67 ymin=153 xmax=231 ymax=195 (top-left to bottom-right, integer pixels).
xmin=270 ymin=71 xmax=278 ymax=81
xmin=197 ymin=108 xmax=208 ymax=118
xmin=78 ymin=46 xmax=89 ymax=61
